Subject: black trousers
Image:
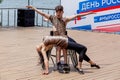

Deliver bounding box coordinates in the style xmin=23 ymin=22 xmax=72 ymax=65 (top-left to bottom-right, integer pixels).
xmin=67 ymin=37 xmax=90 ymax=62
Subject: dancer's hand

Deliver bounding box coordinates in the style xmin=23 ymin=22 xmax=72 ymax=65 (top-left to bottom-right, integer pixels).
xmin=43 ymin=18 xmax=49 ymax=22
xmin=26 ymin=5 xmax=35 ymax=9
xmin=89 ymin=11 xmax=96 ymax=14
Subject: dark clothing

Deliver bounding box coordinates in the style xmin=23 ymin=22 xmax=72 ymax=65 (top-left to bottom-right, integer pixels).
xmin=67 ymin=40 xmax=87 ymax=62
xmin=68 ymin=37 xmax=76 ymax=42
xmin=68 ymin=37 xmax=90 ymax=62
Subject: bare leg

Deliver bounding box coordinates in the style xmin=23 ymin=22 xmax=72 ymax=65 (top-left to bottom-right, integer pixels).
xmin=36 ymin=44 xmax=49 ymax=74
xmin=42 ymin=51 xmax=49 ymax=74
xmin=56 ymin=47 xmax=67 ymax=64
xmin=56 ymin=47 xmax=61 ymax=63
xmin=63 ymin=49 xmax=67 ymax=64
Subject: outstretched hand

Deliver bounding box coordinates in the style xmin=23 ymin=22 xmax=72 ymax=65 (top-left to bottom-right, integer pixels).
xmin=26 ymin=5 xmax=34 ymax=9
xmin=89 ymin=11 xmax=96 ymax=14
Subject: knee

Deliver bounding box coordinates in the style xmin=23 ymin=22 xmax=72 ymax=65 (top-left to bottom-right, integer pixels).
xmin=79 ymin=46 xmax=87 ymax=55
xmin=36 ymin=45 xmax=40 ymax=52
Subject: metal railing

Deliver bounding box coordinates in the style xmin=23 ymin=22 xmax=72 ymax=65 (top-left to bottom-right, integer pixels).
xmin=0 ymin=8 xmax=55 ymax=27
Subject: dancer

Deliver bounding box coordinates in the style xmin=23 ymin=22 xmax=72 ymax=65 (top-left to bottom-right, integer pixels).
xmin=26 ymin=5 xmax=100 ymax=74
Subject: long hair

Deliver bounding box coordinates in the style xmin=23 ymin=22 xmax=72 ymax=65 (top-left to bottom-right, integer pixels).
xmin=38 ymin=51 xmax=44 ymax=64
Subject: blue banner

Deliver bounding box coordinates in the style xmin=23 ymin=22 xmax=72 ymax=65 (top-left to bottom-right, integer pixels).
xmin=94 ymin=12 xmax=120 ymax=23
xmin=77 ymin=0 xmax=120 ymax=13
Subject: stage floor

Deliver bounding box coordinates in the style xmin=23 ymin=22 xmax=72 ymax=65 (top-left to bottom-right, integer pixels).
xmin=0 ymin=27 xmax=120 ymax=80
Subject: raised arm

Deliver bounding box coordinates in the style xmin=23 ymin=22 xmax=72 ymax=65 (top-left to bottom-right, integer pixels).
xmin=66 ymin=11 xmax=95 ymax=22
xmin=26 ymin=6 xmax=50 ymax=19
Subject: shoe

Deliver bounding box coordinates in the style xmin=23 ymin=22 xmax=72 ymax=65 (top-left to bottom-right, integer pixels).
xmin=57 ymin=62 xmax=65 ymax=73
xmin=75 ymin=67 xmax=84 ymax=74
xmin=91 ymin=64 xmax=100 ymax=69
xmin=57 ymin=62 xmax=61 ymax=70
xmin=42 ymin=72 xmax=49 ymax=75
xmin=63 ymin=64 xmax=70 ymax=73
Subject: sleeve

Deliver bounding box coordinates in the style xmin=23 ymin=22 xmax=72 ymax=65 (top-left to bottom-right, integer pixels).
xmin=49 ymin=15 xmax=54 ymax=23
xmin=63 ymin=17 xmax=68 ymax=23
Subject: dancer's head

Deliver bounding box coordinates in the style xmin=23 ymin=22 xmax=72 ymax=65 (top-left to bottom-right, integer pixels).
xmin=55 ymin=5 xmax=63 ymax=12
xmin=55 ymin=5 xmax=64 ymax=19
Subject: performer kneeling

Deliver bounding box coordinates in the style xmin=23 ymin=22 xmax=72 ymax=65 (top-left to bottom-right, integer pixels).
xmin=36 ymin=36 xmax=100 ymax=75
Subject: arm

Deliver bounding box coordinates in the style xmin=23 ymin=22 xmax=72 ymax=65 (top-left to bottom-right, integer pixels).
xmin=66 ymin=11 xmax=95 ymax=22
xmin=26 ymin=6 xmax=50 ymax=19
xmin=41 ymin=46 xmax=49 ymax=73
